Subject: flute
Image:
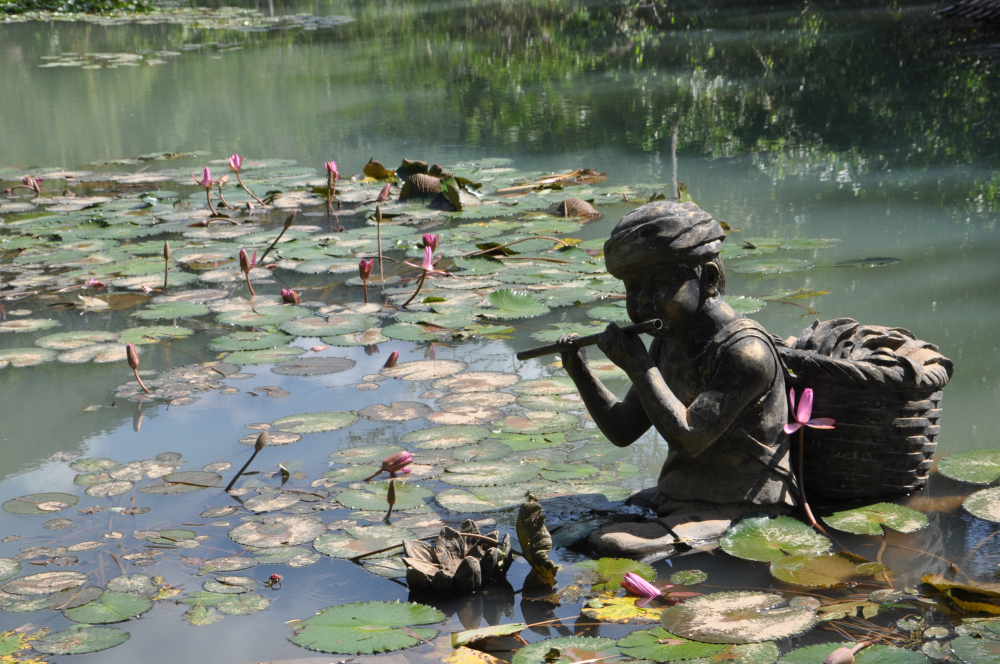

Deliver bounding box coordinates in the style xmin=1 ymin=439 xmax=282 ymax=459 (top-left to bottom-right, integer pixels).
xmin=515 ymin=319 xmax=663 ymax=361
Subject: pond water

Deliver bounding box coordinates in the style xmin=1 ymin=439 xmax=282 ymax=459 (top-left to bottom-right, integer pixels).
xmin=2 ymin=0 xmax=1000 ymax=661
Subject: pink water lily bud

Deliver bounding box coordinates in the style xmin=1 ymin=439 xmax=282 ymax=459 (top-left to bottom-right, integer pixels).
xmin=381 ymin=451 xmax=413 ymax=476
xmin=22 ymin=175 xmax=33 ymax=186
xmin=783 ymin=388 xmax=837 ymax=435
xmin=125 ymin=343 xmax=140 ymax=370
xmin=377 ymin=183 xmax=391 ymax=202
xmin=87 ymin=278 xmax=105 ymax=289
xmin=384 ymin=350 xmax=399 ymax=369
xmin=422 ymin=233 xmax=440 ymax=251
xmin=192 ymin=167 xmax=213 ymax=188
xmin=621 ymin=572 xmax=661 ymax=598
xmin=324 ymin=161 xmax=338 ymax=180
xmin=359 ymin=259 xmax=374 ymax=282
xmin=823 ymin=648 xmax=856 ymax=664
xmin=229 ymin=154 xmax=243 ymax=172
xmin=421 ymin=245 xmax=435 ymax=272
xmin=281 ymin=288 xmax=300 ymax=305
xmin=238 ymin=248 xmax=256 ymax=274
xmin=139 ymin=284 xmax=153 ymax=293
xmin=269 ymin=573 xmax=282 ymax=583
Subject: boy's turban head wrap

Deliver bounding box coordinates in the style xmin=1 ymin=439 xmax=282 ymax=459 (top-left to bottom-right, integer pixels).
xmin=604 ymin=201 xmax=725 ymax=278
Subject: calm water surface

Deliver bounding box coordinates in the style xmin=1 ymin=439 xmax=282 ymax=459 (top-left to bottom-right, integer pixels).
xmin=1 ymin=0 xmax=1000 ymax=661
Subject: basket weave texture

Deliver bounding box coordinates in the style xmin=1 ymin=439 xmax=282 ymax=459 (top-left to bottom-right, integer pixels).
xmin=776 ymin=318 xmax=953 ymax=500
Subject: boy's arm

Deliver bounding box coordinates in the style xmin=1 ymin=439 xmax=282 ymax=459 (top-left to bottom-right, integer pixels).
xmin=559 ymin=336 xmax=652 ymax=447
xmin=597 ymin=323 xmax=775 ymax=457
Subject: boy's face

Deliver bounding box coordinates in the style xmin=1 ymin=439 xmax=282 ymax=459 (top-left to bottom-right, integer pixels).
xmin=621 ymin=262 xmax=702 ymax=333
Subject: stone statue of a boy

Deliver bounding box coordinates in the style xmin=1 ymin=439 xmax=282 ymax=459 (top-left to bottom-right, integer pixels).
xmin=560 ymin=201 xmax=797 ymax=528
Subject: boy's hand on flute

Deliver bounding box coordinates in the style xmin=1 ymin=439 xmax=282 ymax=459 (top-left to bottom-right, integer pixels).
xmin=598 ymin=323 xmax=654 ymax=375
xmin=557 ymin=333 xmax=588 ymax=373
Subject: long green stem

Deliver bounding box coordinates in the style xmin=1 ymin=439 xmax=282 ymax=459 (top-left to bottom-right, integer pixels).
xmin=401 ymin=271 xmax=428 ymax=308
xmin=235 ymin=170 xmax=265 ymax=206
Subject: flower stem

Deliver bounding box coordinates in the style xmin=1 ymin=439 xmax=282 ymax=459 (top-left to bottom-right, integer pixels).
xmin=797 ymin=428 xmax=827 ymax=535
xmin=205 ymin=186 xmax=219 ymax=216
xmin=236 ymin=171 xmax=265 ymax=206
xmin=401 ymin=271 xmax=428 ymax=308
xmin=217 ymin=181 xmax=233 ymax=209
xmin=225 ymin=446 xmax=262 ymax=493
xmin=362 ymin=280 xmax=368 ymax=304
xmin=257 ymin=227 xmax=288 ymax=265
xmin=133 ymin=367 xmax=151 ymax=394
xmin=163 ymin=259 xmax=168 ymax=290
xmin=244 ymin=271 xmax=255 ymax=297
xmin=326 ymin=172 xmax=335 ymax=213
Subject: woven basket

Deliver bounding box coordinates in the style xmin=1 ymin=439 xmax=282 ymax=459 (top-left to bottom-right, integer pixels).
xmin=775 ymin=319 xmax=953 ymax=500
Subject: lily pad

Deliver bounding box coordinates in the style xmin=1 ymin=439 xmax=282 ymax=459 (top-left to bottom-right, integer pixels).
xmin=118 ymin=325 xmax=193 ymax=344
xmin=139 ymin=471 xmax=222 ymax=494
xmin=63 ymin=591 xmax=152 ymax=624
xmin=359 ymin=401 xmax=432 ymax=422
xmin=31 ymin=626 xmax=129 ymax=655
xmin=778 ymin=643 xmax=926 ymax=664
xmin=617 ymin=627 xmax=725 ymax=661
xmin=587 ymin=305 xmax=632 ymax=322
xmin=251 ymin=546 xmax=318 ymax=566
xmin=217 ymin=305 xmax=311 ymax=327
xmin=0 ymin=558 xmax=21 ymax=583
xmin=3 ymin=492 xmax=79 ymax=515
xmin=210 ymin=331 xmax=294 ymax=352
xmin=218 ymin=593 xmax=270 ymax=615
xmin=512 ymin=636 xmax=619 ymax=664
xmin=822 ymin=503 xmax=929 ymax=536
xmin=835 ymin=257 xmax=902 ymax=268
xmin=728 ymin=259 xmax=814 ymax=275
xmin=279 ymin=316 xmax=374 ymax=337
xmin=197 ymin=557 xmax=259 ymax=575
xmin=324 ymin=466 xmax=380 ymax=482
xmin=202 ymin=576 xmax=258 ymax=594
xmin=0 ymin=318 xmax=59 ymax=333
xmin=725 ymin=296 xmax=766 ymax=315
xmin=0 ymin=347 xmax=58 ymax=368
xmin=435 ymin=486 xmax=528 ymax=512
xmin=576 ymin=558 xmax=655 ymax=592
xmin=964 ymin=487 xmax=1000 ymax=523
xmin=35 ymin=331 xmax=119 ymax=350
xmin=272 ymin=411 xmax=359 ymax=434
xmin=382 ymin=359 xmax=468 ymax=380
xmin=720 ymin=516 xmax=831 ymax=562
xmin=183 ymin=605 xmax=224 ymax=626
xmin=402 ymin=425 xmax=490 ymax=449
xmin=940 ymin=450 xmax=1000 ymax=485
xmin=493 ymin=411 xmax=579 ymax=434
xmin=225 ymin=346 xmax=305 ymax=364
xmin=3 ymin=571 xmax=88 ymax=596
xmin=511 ymin=377 xmax=579 ymax=395
xmin=432 ymin=371 xmax=520 ymax=392
xmin=289 ymin=600 xmax=444 ymax=654
xmin=314 ymin=525 xmax=417 ymax=558
xmin=952 ymin=635 xmax=1000 ymax=664
xmin=582 ymin=596 xmax=664 ymax=623
xmin=132 ymin=302 xmax=209 ymax=320
xmin=228 ymin=516 xmax=326 ymax=548
xmin=770 ymin=552 xmax=887 ymax=588
xmin=659 ymin=591 xmax=818 ymax=644
xmin=482 ymin=289 xmax=550 ymax=319
xmin=271 ymin=356 xmax=356 ymax=376
xmin=671 ymin=569 xmax=708 ymax=585
xmin=336 ymin=483 xmax=435 ymax=511
xmin=329 ymin=445 xmax=403 ymax=464
xmin=442 ymin=461 xmax=541 ymax=487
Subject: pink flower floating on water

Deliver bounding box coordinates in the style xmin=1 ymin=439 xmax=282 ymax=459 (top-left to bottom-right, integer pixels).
xmin=783 ymin=388 xmax=835 ymax=435
xmin=621 ymin=572 xmax=661 ymax=599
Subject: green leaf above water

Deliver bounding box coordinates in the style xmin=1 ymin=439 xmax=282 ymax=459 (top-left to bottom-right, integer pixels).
xmin=575 ymin=557 xmax=654 ymax=592
xmin=288 ymin=600 xmax=444 ymax=655
xmin=616 ymin=626 xmax=725 ymax=662
xmin=31 ymin=626 xmax=130 ymax=655
xmin=720 ymin=516 xmax=831 ymax=563
xmin=671 ymin=569 xmax=708 ymax=585
xmin=63 ymin=591 xmax=152 ymax=624
xmin=512 ymin=636 xmax=619 ymax=664
xmin=482 ymin=289 xmax=550 ymax=319
xmin=822 ymin=503 xmax=928 ymax=536
xmin=940 ymin=450 xmax=1000 ymax=485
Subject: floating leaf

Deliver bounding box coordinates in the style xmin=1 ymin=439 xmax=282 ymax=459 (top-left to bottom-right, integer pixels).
xmin=0 ymin=318 xmax=59 ymax=333
xmin=442 ymin=461 xmax=540 ymax=487
xmin=493 ymin=411 xmax=579 ymax=434
xmin=583 ymin=596 xmax=664 ymax=623
xmin=952 ymin=635 xmax=1000 ymax=664
xmin=822 ymin=503 xmax=929 ymax=536
xmin=511 ymin=636 xmax=618 ymax=664
xmin=964 ymin=487 xmax=1000 ymax=523
xmin=217 ymin=593 xmax=270 ymax=615
xmin=0 ymin=558 xmax=21 ymax=583
xmin=139 ymin=471 xmax=221 ymax=494
xmin=770 ymin=552 xmax=886 ymax=588
xmin=324 ymin=466 xmax=380 ymax=482
xmin=3 ymin=492 xmax=79 ymax=515
xmin=516 ymin=392 xmax=585 ymax=411
xmin=118 ymin=325 xmax=193 ymax=344
xmin=587 ymin=305 xmax=632 ymax=322
xmin=511 ymin=377 xmax=579 ymax=395
xmin=35 ymin=331 xmax=119 ymax=350
xmin=31 ymin=626 xmax=129 ymax=655
xmin=482 ymin=289 xmax=550 ymax=319
xmin=184 ymin=605 xmax=225 ymax=626
xmin=835 ymin=257 xmax=902 ymax=268
xmin=228 ymin=515 xmax=326 ymax=548
xmin=452 ymin=623 xmax=527 ymax=648
xmin=63 ymin=591 xmax=152 ymax=624
xmin=197 ymin=558 xmax=259 ymax=576
xmin=252 ymin=546 xmax=318 ymax=566
xmin=720 ymin=516 xmax=830 ymax=562
xmin=0 ymin=347 xmax=58 ymax=368
xmin=132 ymin=302 xmax=209 ymax=320
xmin=3 ymin=571 xmax=88 ymax=596
xmin=725 ymin=296 xmax=766 ymax=315
xmin=217 ymin=305 xmax=311 ymax=327
xmin=435 ymin=486 xmax=528 ymax=512
xmin=314 ymin=525 xmax=416 ymax=559
xmin=576 ymin=558 xmax=655 ymax=592
xmin=728 ymin=259 xmax=813 ymax=275
xmin=225 ymin=346 xmax=305 ymax=364
xmin=272 ymin=411 xmax=359 ymax=434
xmin=382 ymin=359 xmax=468 ymax=380
xmin=337 ymin=483 xmax=435 ymax=511
xmin=271 ymin=356 xmax=356 ymax=376
xmin=940 ymin=450 xmax=1000 ymax=485
xmin=289 ymin=600 xmax=444 ymax=654
xmin=617 ymin=626 xmax=725 ymax=661
xmin=402 ymin=425 xmax=490 ymax=449
xmin=659 ymin=591 xmax=818 ymax=644
xmin=210 ymin=331 xmax=294 ymax=352
xmin=671 ymin=569 xmax=708 ymax=585
xmin=329 ymin=445 xmax=403 ymax=464
xmin=359 ymin=401 xmax=432 ymax=422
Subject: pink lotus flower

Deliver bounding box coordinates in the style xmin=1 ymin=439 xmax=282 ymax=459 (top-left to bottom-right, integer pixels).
xmin=126 ymin=343 xmax=140 ymax=370
xmin=783 ymin=388 xmax=836 ymax=435
xmin=87 ymin=278 xmax=105 ymax=289
xmin=621 ymin=572 xmax=661 ymax=599
xmin=422 ymin=233 xmax=439 ymax=251
xmin=384 ymin=350 xmax=399 ymax=368
xmin=377 ymin=183 xmax=391 ymax=202
xmin=239 ymin=248 xmax=256 ymax=274
xmin=358 ymin=259 xmax=374 ymax=282
xmin=192 ymin=167 xmax=213 ymax=188
xmin=281 ymin=288 xmax=299 ymax=305
xmin=381 ymin=450 xmax=413 ymax=477
xmin=229 ymin=154 xmax=243 ymax=172
xmin=139 ymin=284 xmax=153 ymax=293
xmin=324 ymin=161 xmax=338 ymax=180
xmin=421 ymin=245 xmax=435 ymax=271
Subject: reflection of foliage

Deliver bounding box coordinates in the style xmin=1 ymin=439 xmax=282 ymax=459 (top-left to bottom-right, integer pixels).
xmin=0 ymin=0 xmax=149 ymax=14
